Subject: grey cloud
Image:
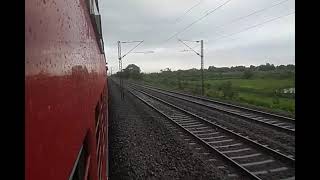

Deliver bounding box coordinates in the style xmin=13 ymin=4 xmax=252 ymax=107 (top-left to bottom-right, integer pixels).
xmin=100 ymin=0 xmax=295 ymax=73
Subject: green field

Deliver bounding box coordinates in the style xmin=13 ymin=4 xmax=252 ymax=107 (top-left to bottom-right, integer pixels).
xmin=115 ymin=64 xmax=295 ymax=116
xmin=141 ymin=76 xmax=295 ymax=116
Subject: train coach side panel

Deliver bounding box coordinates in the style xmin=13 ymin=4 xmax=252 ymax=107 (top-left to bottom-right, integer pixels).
xmin=25 ymin=0 xmax=107 ymax=179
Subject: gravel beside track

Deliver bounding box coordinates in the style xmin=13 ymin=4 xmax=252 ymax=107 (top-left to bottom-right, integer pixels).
xmin=108 ymin=80 xmax=226 ymax=179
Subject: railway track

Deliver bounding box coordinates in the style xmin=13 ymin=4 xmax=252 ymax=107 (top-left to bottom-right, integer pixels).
xmin=128 ymin=85 xmax=295 ymax=180
xmin=129 ymin=83 xmax=295 ymax=135
xmin=129 ymin=83 xmax=295 ymax=158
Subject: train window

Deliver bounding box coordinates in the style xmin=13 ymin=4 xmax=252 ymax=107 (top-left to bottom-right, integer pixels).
xmin=87 ymin=0 xmax=104 ymax=54
xmin=93 ymin=14 xmax=102 ymax=38
xmin=91 ymin=0 xmax=99 ymax=15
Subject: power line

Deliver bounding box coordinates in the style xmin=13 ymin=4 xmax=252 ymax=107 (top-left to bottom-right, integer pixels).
xmin=118 ymin=40 xmax=144 ymax=100
xmin=197 ymin=0 xmax=291 ymax=37
xmin=180 ymin=44 xmax=200 ymax=52
xmin=132 ymin=51 xmax=155 ymax=54
xmin=174 ymin=0 xmax=204 ymax=23
xmin=210 ymin=11 xmax=295 ymax=42
xmin=178 ymin=39 xmax=205 ymax=95
xmin=121 ymin=41 xmax=144 ymax=58
xmin=166 ymin=0 xmax=232 ymax=42
xmin=179 ymin=39 xmax=200 ymax=43
xmin=164 ymin=0 xmax=233 ymax=42
xmin=221 ymin=0 xmax=290 ymax=29
xmin=178 ymin=39 xmax=200 ymax=56
xmin=145 ymin=1 xmax=203 ymax=43
xmin=121 ymin=40 xmax=144 ymax=43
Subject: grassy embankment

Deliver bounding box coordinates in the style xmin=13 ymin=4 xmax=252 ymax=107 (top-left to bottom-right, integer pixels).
xmin=140 ymin=71 xmax=295 ymax=116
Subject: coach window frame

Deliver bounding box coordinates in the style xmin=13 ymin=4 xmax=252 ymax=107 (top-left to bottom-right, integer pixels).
xmin=87 ymin=0 xmax=105 ymax=54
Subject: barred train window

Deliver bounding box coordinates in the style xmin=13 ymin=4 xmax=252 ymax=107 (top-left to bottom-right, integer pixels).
xmin=87 ymin=0 xmax=104 ymax=54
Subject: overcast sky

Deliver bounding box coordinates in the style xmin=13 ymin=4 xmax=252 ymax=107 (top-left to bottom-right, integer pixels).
xmin=100 ymin=0 xmax=295 ymax=73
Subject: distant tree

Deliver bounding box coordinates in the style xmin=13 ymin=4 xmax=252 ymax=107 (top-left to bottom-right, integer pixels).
xmin=286 ymin=64 xmax=295 ymax=71
xmin=231 ymin=66 xmax=246 ymax=72
xmin=187 ymin=68 xmax=198 ymax=72
xmin=249 ymin=65 xmax=256 ymax=70
xmin=125 ymin=64 xmax=141 ymax=73
xmin=276 ymin=65 xmax=286 ymax=70
xmin=258 ymin=63 xmax=276 ymax=71
xmin=265 ymin=63 xmax=276 ymax=71
xmin=269 ymin=63 xmax=276 ymax=71
xmin=208 ymin=66 xmax=217 ymax=71
xmin=160 ymin=68 xmax=172 ymax=72
xmin=218 ymin=67 xmax=230 ymax=73
xmin=123 ymin=64 xmax=142 ymax=80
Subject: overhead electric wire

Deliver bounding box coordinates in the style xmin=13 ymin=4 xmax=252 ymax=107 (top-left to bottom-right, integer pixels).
xmin=210 ymin=11 xmax=295 ymax=42
xmin=146 ymin=1 xmax=203 ymax=45
xmin=196 ymin=0 xmax=291 ymax=37
xmin=219 ymin=0 xmax=290 ymax=29
xmin=178 ymin=10 xmax=294 ymax=53
xmin=174 ymin=0 xmax=204 ymax=23
xmin=121 ymin=41 xmax=144 ymax=58
xmin=164 ymin=0 xmax=233 ymax=42
xmin=179 ymin=39 xmax=200 ymax=43
xmin=121 ymin=40 xmax=144 ymax=43
xmin=178 ymin=39 xmax=200 ymax=56
xmin=180 ymin=42 xmax=200 ymax=52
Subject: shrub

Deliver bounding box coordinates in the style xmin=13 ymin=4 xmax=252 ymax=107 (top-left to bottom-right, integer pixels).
xmin=243 ymin=70 xmax=254 ymax=79
xmin=218 ymin=81 xmax=235 ymax=99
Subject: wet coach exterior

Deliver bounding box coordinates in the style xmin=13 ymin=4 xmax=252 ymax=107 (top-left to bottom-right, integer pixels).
xmin=25 ymin=0 xmax=108 ymax=179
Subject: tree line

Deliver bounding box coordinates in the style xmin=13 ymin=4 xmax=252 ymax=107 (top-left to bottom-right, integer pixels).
xmin=113 ymin=63 xmax=295 ymax=80
xmin=207 ymin=63 xmax=294 ymax=72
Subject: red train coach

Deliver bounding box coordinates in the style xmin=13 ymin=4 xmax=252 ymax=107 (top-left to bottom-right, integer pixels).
xmin=25 ymin=0 xmax=108 ymax=179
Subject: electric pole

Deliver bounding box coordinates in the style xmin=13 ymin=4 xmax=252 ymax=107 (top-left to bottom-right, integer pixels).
xmin=200 ymin=40 xmax=204 ymax=96
xmin=117 ymin=40 xmax=144 ymax=100
xmin=117 ymin=41 xmax=123 ymax=99
xmin=178 ymin=39 xmax=205 ymax=96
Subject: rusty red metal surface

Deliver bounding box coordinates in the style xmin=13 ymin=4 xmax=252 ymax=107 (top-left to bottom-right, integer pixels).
xmin=25 ymin=0 xmax=108 ymax=179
